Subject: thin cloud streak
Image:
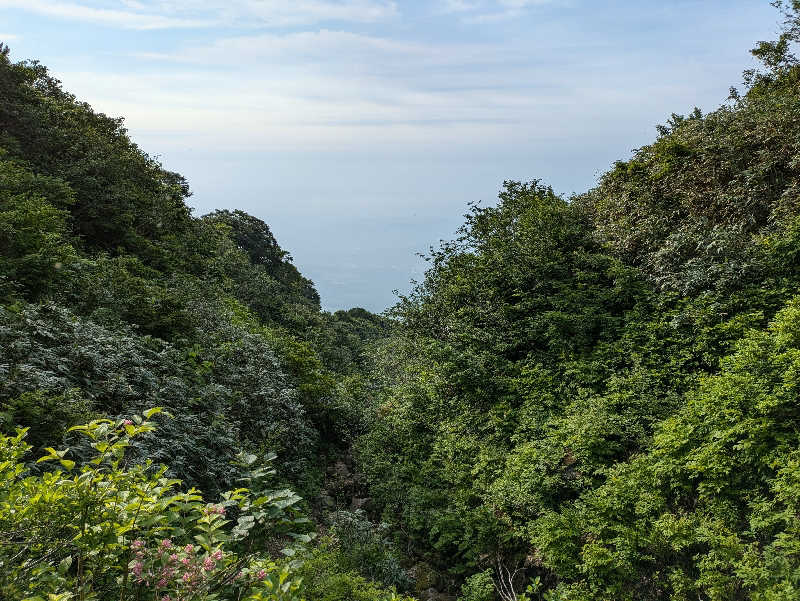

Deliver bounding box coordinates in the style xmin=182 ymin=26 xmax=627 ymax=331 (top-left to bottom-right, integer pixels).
xmin=437 ymin=0 xmax=482 ymax=13
xmin=0 ymin=0 xmax=214 ymax=29
xmin=133 ymin=29 xmax=511 ymax=77
xmin=0 ymin=0 xmax=398 ymax=29
xmin=438 ymin=0 xmax=558 ymax=22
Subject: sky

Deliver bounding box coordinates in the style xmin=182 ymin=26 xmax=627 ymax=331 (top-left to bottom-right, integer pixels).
xmin=0 ymin=0 xmax=783 ymax=312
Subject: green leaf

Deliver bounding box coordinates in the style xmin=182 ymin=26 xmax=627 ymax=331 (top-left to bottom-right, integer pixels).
xmin=57 ymin=555 xmax=73 ymax=575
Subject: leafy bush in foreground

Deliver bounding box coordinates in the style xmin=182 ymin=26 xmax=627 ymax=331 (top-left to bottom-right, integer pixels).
xmin=0 ymin=409 xmax=310 ymax=601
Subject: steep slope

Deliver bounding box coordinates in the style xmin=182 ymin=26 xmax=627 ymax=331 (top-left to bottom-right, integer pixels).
xmin=0 ymin=40 xmax=409 ymax=601
xmin=356 ymin=5 xmax=800 ymax=600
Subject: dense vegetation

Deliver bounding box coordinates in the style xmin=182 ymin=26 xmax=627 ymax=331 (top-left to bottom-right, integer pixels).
xmin=0 ymin=35 xmax=402 ymax=601
xmin=357 ymin=3 xmax=800 ymax=600
xmin=4 ymin=2 xmax=800 ymax=600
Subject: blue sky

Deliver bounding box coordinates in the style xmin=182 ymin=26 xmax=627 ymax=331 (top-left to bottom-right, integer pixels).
xmin=0 ymin=0 xmax=782 ymax=311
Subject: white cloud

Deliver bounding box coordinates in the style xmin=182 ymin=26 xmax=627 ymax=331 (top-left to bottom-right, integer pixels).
xmin=9 ymin=0 xmax=743 ymax=160
xmin=437 ymin=0 xmax=557 ymax=22
xmin=498 ymin=0 xmax=553 ymax=7
xmin=0 ymin=32 xmax=20 ymax=40
xmin=437 ymin=0 xmax=481 ymax=13
xmin=462 ymin=10 xmax=519 ymax=23
xmin=51 ymin=19 xmax=689 ymax=158
xmin=236 ymin=0 xmax=398 ymax=26
xmin=0 ymin=0 xmax=213 ymax=29
xmin=0 ymin=0 xmax=398 ymax=29
xmin=135 ymin=29 xmax=492 ymax=72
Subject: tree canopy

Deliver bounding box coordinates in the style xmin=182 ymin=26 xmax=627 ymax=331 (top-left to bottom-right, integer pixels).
xmin=3 ymin=3 xmax=800 ymax=600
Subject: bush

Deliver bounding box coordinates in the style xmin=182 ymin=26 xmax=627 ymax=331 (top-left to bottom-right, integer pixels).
xmin=0 ymin=409 xmax=310 ymax=601
xmin=295 ymin=537 xmax=414 ymax=601
xmin=0 ymin=154 xmax=77 ymax=301
xmin=327 ymin=510 xmax=412 ymax=591
xmin=459 ymin=570 xmax=495 ymax=601
xmin=0 ymin=302 xmax=318 ymax=495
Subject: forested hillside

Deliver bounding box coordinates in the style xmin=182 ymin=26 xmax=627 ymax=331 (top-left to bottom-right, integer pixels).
xmin=0 ymin=37 xmax=404 ymax=601
xmin=358 ymin=3 xmax=800 ymax=600
xmin=3 ymin=1 xmax=800 ymax=600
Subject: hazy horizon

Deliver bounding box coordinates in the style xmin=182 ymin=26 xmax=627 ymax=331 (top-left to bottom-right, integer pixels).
xmin=0 ymin=0 xmax=782 ymax=312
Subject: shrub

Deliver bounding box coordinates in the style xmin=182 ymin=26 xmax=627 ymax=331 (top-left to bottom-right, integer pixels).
xmin=295 ymin=537 xmax=415 ymax=601
xmin=459 ymin=570 xmax=495 ymax=601
xmin=327 ymin=510 xmax=412 ymax=591
xmin=0 ymin=409 xmax=310 ymax=601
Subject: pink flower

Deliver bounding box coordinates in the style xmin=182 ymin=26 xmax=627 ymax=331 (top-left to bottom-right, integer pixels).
xmin=123 ymin=419 xmax=133 ymax=426
xmin=161 ymin=539 xmax=172 ymax=549
xmin=162 ymin=597 xmax=171 ymax=601
xmin=202 ymin=557 xmax=215 ymax=571
xmin=183 ymin=573 xmax=192 ymax=583
xmin=169 ymin=553 xmax=178 ymax=562
xmin=181 ymin=558 xmax=191 ymax=566
xmin=257 ymin=569 xmax=267 ymax=580
xmin=212 ymin=550 xmax=223 ymax=561
xmin=131 ymin=539 xmax=144 ymax=549
xmin=132 ymin=561 xmax=143 ymax=582
xmin=184 ymin=544 xmax=194 ymax=553
xmin=157 ymin=578 xmax=167 ymax=587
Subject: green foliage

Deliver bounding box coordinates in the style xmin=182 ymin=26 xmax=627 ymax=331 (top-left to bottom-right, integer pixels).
xmin=326 ymin=510 xmax=412 ymax=591
xmin=0 ymin=154 xmax=77 ymax=300
xmin=0 ymin=46 xmax=396 ymax=601
xmin=60 ymin=255 xmax=196 ymax=339
xmin=9 ymin=4 xmax=800 ymax=600
xmin=355 ymin=4 xmax=800 ymax=600
xmin=0 ymin=51 xmax=193 ymax=266
xmin=0 ymin=302 xmax=313 ymax=494
xmin=459 ymin=570 xmax=495 ymax=601
xmin=0 ymin=389 xmax=90 ymax=454
xmin=538 ymin=297 xmax=800 ymax=600
xmin=0 ymin=410 xmax=309 ymax=601
xmin=296 ymin=537 xmax=414 ymax=601
xmin=202 ymin=210 xmax=319 ymax=308
xmin=358 ymin=181 xmax=654 ymax=576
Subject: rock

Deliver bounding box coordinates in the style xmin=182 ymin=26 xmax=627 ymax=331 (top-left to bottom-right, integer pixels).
xmin=419 ymin=588 xmax=455 ymax=601
xmin=333 ymin=460 xmax=351 ymax=477
xmin=411 ymin=563 xmax=439 ymax=593
xmin=350 ymin=496 xmax=370 ymax=510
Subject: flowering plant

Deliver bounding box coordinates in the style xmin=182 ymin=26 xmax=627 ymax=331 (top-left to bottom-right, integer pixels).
xmin=0 ymin=409 xmax=310 ymax=601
